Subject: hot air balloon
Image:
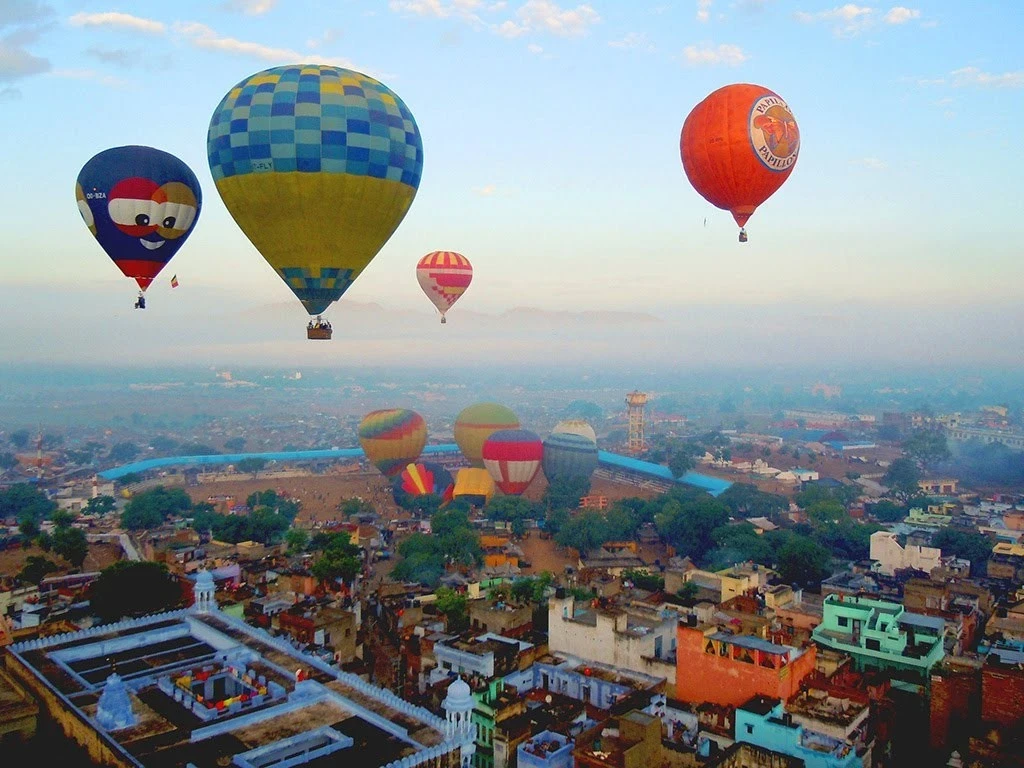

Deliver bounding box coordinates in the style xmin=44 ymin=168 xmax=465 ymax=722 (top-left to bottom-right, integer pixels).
xmin=358 ymin=409 xmax=427 ymax=477
xmin=76 ymin=146 xmax=202 ymax=309
xmin=454 ymin=403 xmax=520 ymax=468
xmin=542 ymin=432 xmax=599 ymax=484
xmin=680 ymin=84 xmax=799 ymax=242
xmin=552 ymin=419 xmax=597 ymax=444
xmin=392 ymin=461 xmax=454 ymax=506
xmin=207 ymin=65 xmax=424 ymax=339
xmin=452 ymin=468 xmax=495 ymax=508
xmin=482 ymin=429 xmax=543 ymax=496
xmin=416 ymin=251 xmax=473 ymax=324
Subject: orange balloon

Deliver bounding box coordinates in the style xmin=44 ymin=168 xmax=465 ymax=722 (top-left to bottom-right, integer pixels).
xmin=680 ymin=83 xmax=799 ymax=233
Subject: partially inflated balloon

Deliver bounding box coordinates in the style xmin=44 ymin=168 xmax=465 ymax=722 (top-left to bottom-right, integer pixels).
xmin=76 ymin=146 xmax=202 ymax=292
xmin=417 ymin=251 xmax=473 ymax=323
xmin=542 ymin=432 xmax=598 ymax=484
xmin=454 ymin=403 xmax=520 ymax=468
xmin=453 ymin=468 xmax=495 ymax=507
xmin=553 ymin=419 xmax=597 ymax=444
xmin=358 ymin=409 xmax=427 ymax=477
xmin=483 ymin=429 xmax=543 ymax=496
xmin=395 ymin=461 xmax=454 ymax=500
xmin=208 ymin=65 xmax=423 ymax=316
xmin=680 ymin=84 xmax=798 ymax=238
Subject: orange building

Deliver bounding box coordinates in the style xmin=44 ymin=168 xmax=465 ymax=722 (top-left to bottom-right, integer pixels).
xmin=675 ymin=625 xmax=816 ymax=707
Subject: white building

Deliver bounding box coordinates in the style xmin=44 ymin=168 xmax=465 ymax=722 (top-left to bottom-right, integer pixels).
xmin=870 ymin=531 xmax=941 ymax=576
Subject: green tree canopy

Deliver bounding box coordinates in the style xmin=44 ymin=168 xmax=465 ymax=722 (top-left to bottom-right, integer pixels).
xmin=1 ymin=483 xmax=57 ymax=523
xmin=434 ymin=586 xmax=469 ymax=632
xmin=9 ymin=429 xmax=30 ymax=449
xmin=718 ymin=483 xmax=789 ymax=520
xmin=285 ymin=528 xmax=310 ymax=554
xmin=868 ymin=500 xmax=905 ymax=523
xmin=237 ymin=457 xmax=266 ymax=479
xmin=776 ymin=535 xmax=831 ymax=586
xmin=86 ymin=495 xmax=117 ymax=515
xmin=121 ymin=486 xmax=192 ymax=530
xmin=19 ymin=555 xmax=59 ymax=585
xmin=224 ymin=437 xmax=247 ymax=452
xmin=931 ymin=529 xmax=994 ymax=576
xmin=91 ymin=561 xmax=183 ymax=621
xmin=107 ymin=442 xmax=140 ymax=463
xmin=542 ymin=476 xmax=591 ymax=512
xmin=51 ymin=525 xmax=88 ymax=568
xmin=0 ymin=452 xmax=18 ymax=471
xmin=902 ymin=429 xmax=950 ymax=469
xmin=883 ymin=458 xmax=923 ymax=503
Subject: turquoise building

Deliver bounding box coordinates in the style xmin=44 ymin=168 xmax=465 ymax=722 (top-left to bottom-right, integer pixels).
xmin=812 ymin=594 xmax=945 ymax=693
xmin=735 ymin=697 xmax=867 ymax=768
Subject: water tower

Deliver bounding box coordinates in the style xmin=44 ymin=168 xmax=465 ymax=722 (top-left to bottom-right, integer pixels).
xmin=625 ymin=391 xmax=649 ymax=454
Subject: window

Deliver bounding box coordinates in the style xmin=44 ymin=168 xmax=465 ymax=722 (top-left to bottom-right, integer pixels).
xmin=345 ymin=628 xmax=351 ymax=638
xmin=865 ymin=638 xmax=880 ymax=651
xmin=838 ymin=616 xmax=849 ymax=627
xmin=746 ymin=724 xmax=754 ymax=734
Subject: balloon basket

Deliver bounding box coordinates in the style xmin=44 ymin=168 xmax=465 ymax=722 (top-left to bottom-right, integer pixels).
xmin=307 ymin=326 xmax=332 ymax=340
xmin=440 ymin=316 xmax=446 ymax=325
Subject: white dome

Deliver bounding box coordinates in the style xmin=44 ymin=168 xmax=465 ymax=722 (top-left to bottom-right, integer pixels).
xmin=195 ymin=570 xmax=215 ymax=588
xmin=553 ymin=419 xmax=596 ymax=444
xmin=442 ymin=677 xmax=474 ymax=713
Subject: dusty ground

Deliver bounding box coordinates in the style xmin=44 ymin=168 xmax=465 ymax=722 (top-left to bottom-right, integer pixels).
xmin=0 ymin=541 xmax=123 ymax=579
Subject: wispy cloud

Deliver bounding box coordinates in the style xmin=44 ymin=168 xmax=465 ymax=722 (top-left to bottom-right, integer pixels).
xmin=222 ymin=0 xmax=278 ymax=15
xmin=49 ymin=67 xmax=129 ymax=88
xmin=0 ymin=3 xmax=52 ymax=88
xmin=0 ymin=86 xmax=22 ymax=100
xmin=682 ymin=42 xmax=749 ymax=66
xmin=795 ymin=5 xmax=923 ymax=35
xmin=697 ymin=0 xmax=712 ymax=22
xmin=951 ymin=66 xmax=1024 ymax=89
xmin=851 ymin=156 xmax=887 ymax=170
xmin=84 ymin=46 xmax=135 ymax=67
xmin=174 ymin=21 xmax=357 ymax=68
xmin=883 ymin=6 xmax=919 ymax=24
xmin=608 ymin=31 xmax=653 ymax=51
xmin=795 ymin=4 xmax=874 ymax=36
xmin=526 ymin=42 xmax=543 ymax=54
xmin=69 ymin=12 xmax=165 ymax=34
xmin=474 ymin=184 xmax=499 ymax=196
xmin=496 ymin=1 xmax=600 ymax=38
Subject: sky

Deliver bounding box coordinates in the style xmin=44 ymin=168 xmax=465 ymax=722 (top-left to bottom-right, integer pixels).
xmin=0 ymin=0 xmax=1022 ymax=366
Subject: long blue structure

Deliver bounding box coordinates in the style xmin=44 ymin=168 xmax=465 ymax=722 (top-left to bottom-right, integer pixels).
xmin=99 ymin=444 xmax=731 ymax=496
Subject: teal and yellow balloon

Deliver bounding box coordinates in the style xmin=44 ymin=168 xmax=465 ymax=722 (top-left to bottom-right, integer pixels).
xmin=207 ymin=65 xmax=423 ymax=323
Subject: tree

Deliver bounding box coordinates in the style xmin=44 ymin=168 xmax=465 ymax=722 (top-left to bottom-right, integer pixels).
xmin=51 ymin=526 xmax=88 ymax=568
xmin=149 ymin=435 xmax=178 ymax=453
xmin=18 ymin=517 xmax=39 ymax=538
xmin=121 ymin=486 xmax=192 ymax=530
xmin=117 ymin=472 xmax=142 ymax=486
xmin=654 ymin=495 xmax=731 ymax=565
xmin=622 ymin=569 xmax=664 ymax=591
xmin=902 ymin=429 xmax=950 ymax=469
xmin=237 ymin=457 xmax=266 ymax=479
xmin=90 ymin=561 xmax=183 ymax=621
xmin=0 ymin=452 xmax=17 ymax=471
xmin=668 ymin=450 xmax=695 ymax=478
xmin=931 ymin=529 xmax=994 ymax=576
xmin=224 ymin=437 xmax=246 ymax=452
xmin=869 ymin=500 xmax=905 ymax=523
xmin=555 ymin=511 xmax=608 ymax=556
xmin=285 ymin=528 xmax=310 ymax=554
xmin=435 ymin=587 xmax=469 ymax=632
xmin=1 ymin=483 xmax=57 ymax=524
xmin=9 ymin=429 xmax=30 ymax=449
xmin=86 ymin=495 xmax=117 ymax=515
xmin=51 ymin=509 xmax=76 ymax=529
xmin=107 ymin=442 xmax=140 ymax=463
xmin=718 ymin=483 xmax=788 ymax=520
xmin=777 ymin=535 xmax=831 ymax=586
xmin=805 ymin=501 xmax=849 ymax=527
xmin=542 ymin=476 xmax=591 ymax=512
xmin=883 ymin=458 xmax=922 ymax=503
xmin=19 ymin=555 xmax=59 ymax=585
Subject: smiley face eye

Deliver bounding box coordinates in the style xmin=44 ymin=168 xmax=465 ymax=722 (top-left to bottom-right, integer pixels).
xmin=163 ymin=216 xmax=176 ymax=228
xmin=136 ymin=213 xmax=151 ymax=226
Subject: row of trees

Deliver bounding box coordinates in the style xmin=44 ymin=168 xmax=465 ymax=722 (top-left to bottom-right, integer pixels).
xmin=391 ymin=509 xmax=482 ymax=587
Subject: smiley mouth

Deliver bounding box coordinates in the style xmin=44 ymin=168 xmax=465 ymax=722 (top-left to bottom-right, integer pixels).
xmin=140 ymin=238 xmax=165 ymax=250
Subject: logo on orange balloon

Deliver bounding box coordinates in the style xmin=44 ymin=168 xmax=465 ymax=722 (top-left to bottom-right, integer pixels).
xmin=749 ymin=96 xmax=799 ymax=171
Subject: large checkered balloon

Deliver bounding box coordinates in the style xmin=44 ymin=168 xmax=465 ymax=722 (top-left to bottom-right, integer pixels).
xmin=208 ymin=65 xmax=424 ymax=316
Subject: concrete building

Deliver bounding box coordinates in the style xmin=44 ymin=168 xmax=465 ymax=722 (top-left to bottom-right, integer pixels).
xmin=547 ymin=592 xmax=677 ymax=691
xmin=277 ymin=604 xmax=358 ymax=663
xmin=675 ymin=625 xmax=816 ymax=708
xmin=3 ymin=575 xmax=474 ymax=768
xmin=869 ymin=531 xmax=941 ymax=577
xmin=468 ymin=600 xmax=533 ymax=638
xmin=573 ymin=710 xmax=662 ymax=768
xmin=811 ymin=594 xmax=945 ymax=694
xmin=718 ymin=562 xmax=778 ymax=602
xmin=918 ymin=478 xmax=958 ymax=496
xmin=705 ymin=742 xmax=805 ymax=768
xmin=987 ymin=542 xmax=1024 ymax=582
xmin=735 ymin=697 xmax=868 ymax=768
xmin=431 ymin=634 xmax=533 ymax=687
xmin=517 ymin=731 xmax=574 ymax=768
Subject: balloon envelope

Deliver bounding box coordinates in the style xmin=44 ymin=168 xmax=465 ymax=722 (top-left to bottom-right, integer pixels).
xmin=417 ymin=251 xmax=473 ymax=319
xmin=394 ymin=461 xmax=454 ymax=500
xmin=553 ymin=419 xmax=597 ymax=444
xmin=542 ymin=432 xmax=599 ymax=484
xmin=207 ymin=65 xmax=423 ymax=315
xmin=482 ymin=429 xmax=543 ymax=496
xmin=358 ymin=409 xmax=427 ymax=477
xmin=452 ymin=468 xmax=495 ymax=507
xmin=76 ymin=146 xmax=202 ymax=291
xmin=680 ymin=83 xmax=798 ymax=231
xmin=454 ymin=403 xmax=520 ymax=468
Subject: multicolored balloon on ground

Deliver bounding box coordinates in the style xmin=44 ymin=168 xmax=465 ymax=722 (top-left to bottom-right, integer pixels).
xmin=454 ymin=403 xmax=520 ymax=468
xmin=416 ymin=251 xmax=473 ymax=324
xmin=553 ymin=419 xmax=597 ymax=444
xmin=394 ymin=461 xmax=454 ymax=501
xmin=482 ymin=429 xmax=543 ymax=496
xmin=207 ymin=65 xmax=423 ymax=321
xmin=452 ymin=468 xmax=495 ymax=507
xmin=76 ymin=146 xmax=202 ymax=294
xmin=542 ymin=431 xmax=599 ymax=484
xmin=358 ymin=409 xmax=427 ymax=477
xmin=680 ymin=83 xmax=799 ymax=241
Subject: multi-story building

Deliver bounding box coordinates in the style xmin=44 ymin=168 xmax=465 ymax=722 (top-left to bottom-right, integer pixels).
xmin=675 ymin=624 xmax=816 ymax=707
xmin=468 ymin=600 xmax=533 ymax=638
xmin=277 ymin=604 xmax=358 ymax=662
xmin=869 ymin=531 xmax=941 ymax=577
xmin=987 ymin=542 xmax=1024 ymax=582
xmin=547 ymin=591 xmax=677 ymax=691
xmin=735 ymin=696 xmax=870 ymax=768
xmin=431 ymin=633 xmax=534 ymax=686
xmin=718 ymin=562 xmax=777 ymax=602
xmin=812 ymin=594 xmax=945 ymax=694
xmin=573 ymin=710 xmax=663 ymax=768
xmin=517 ymin=731 xmax=574 ymax=768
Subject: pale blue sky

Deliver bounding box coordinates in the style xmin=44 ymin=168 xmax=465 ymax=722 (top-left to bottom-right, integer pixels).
xmin=0 ymin=0 xmax=1022 ymax=363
